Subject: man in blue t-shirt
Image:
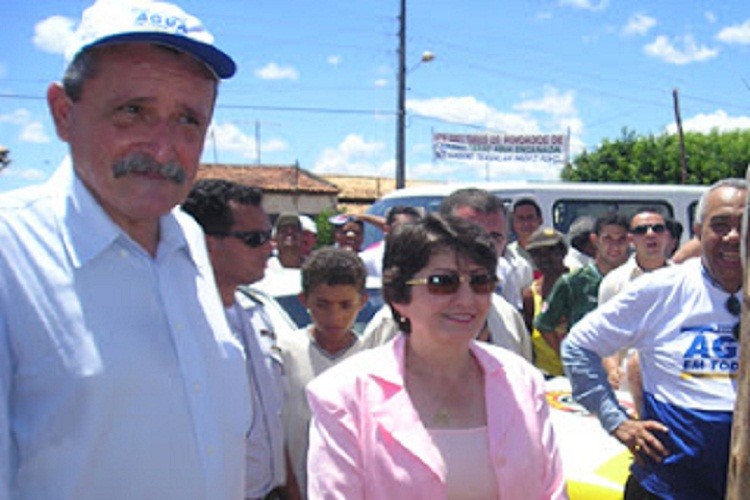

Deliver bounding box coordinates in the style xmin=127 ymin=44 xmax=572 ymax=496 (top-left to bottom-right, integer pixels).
xmin=562 ymin=178 xmax=747 ymax=499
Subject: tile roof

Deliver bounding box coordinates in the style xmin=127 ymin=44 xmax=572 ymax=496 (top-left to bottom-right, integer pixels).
xmin=322 ymin=174 xmax=440 ymax=202
xmin=198 ymin=163 xmax=339 ymax=195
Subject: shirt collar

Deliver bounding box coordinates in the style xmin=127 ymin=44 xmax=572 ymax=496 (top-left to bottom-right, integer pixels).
xmin=57 ymin=163 xmax=194 ymax=268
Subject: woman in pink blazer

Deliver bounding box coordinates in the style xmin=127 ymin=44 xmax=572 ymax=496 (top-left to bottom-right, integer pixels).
xmin=306 ymin=214 xmax=567 ymax=499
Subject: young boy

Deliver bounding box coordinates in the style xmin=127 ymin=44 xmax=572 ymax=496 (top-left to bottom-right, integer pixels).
xmin=279 ymin=247 xmax=379 ymax=495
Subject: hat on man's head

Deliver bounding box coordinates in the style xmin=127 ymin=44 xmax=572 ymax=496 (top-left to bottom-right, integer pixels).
xmin=299 ymin=215 xmax=318 ymax=235
xmin=274 ymin=213 xmax=302 ymax=231
xmin=526 ymin=227 xmax=566 ymax=251
xmin=65 ymin=0 xmax=236 ymax=79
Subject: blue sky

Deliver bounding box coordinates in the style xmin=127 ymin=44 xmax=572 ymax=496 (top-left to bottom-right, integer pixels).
xmin=2 ymin=0 xmax=750 ymax=193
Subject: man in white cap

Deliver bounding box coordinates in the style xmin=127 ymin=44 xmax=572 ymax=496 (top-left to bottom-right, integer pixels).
xmin=0 ymin=1 xmax=249 ymax=498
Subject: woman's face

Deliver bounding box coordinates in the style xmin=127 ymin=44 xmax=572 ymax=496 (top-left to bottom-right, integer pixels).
xmin=392 ymin=248 xmax=492 ymax=345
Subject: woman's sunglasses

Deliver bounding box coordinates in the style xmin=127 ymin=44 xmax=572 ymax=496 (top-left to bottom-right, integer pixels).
xmin=406 ymin=273 xmax=497 ymax=295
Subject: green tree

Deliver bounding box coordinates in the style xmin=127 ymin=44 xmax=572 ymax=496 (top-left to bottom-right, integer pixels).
xmin=314 ymin=208 xmax=338 ymax=248
xmin=563 ymin=128 xmax=750 ymax=185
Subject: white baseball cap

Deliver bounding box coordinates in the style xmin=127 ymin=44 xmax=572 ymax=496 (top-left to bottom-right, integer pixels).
xmin=299 ymin=215 xmax=318 ymax=235
xmin=65 ymin=0 xmax=236 ymax=79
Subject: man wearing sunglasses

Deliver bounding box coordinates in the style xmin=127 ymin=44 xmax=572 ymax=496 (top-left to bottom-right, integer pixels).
xmin=182 ymin=179 xmax=295 ymax=500
xmin=562 ymin=178 xmax=746 ymax=500
xmin=598 ymin=209 xmax=672 ymax=412
xmin=599 ymin=209 xmax=671 ymax=304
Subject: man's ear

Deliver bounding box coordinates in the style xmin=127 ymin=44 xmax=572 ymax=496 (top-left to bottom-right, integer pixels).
xmin=589 ymin=232 xmax=598 ymax=247
xmin=693 ymin=223 xmax=702 ymax=241
xmin=298 ymin=292 xmax=308 ymax=309
xmin=47 ymin=83 xmax=73 ymax=142
xmin=358 ymin=292 xmax=370 ymax=311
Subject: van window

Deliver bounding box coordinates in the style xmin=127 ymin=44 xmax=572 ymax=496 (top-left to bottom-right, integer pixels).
xmin=551 ymin=199 xmax=675 ymax=233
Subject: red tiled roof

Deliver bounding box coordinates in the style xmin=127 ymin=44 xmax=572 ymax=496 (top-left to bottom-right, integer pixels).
xmin=198 ymin=164 xmax=339 ymax=195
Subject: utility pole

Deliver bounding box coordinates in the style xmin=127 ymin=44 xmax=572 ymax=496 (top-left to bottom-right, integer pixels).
xmin=395 ymin=0 xmax=407 ymax=189
xmin=255 ymin=120 xmax=261 ymax=165
xmin=672 ymin=89 xmax=688 ymax=184
xmin=726 ymin=164 xmax=750 ymax=499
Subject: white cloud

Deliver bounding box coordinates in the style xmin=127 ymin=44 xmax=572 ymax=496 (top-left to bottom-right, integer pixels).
xmin=622 ymin=14 xmax=656 ymax=36
xmin=206 ymin=122 xmax=287 ymax=161
xmin=664 ymin=110 xmax=750 ymax=134
xmin=559 ymin=0 xmax=609 ymax=12
xmin=407 ymin=96 xmax=537 ymax=133
xmin=514 ymin=87 xmax=576 ymax=117
xmin=0 ymin=167 xmax=48 ymax=181
xmin=33 ymin=15 xmax=76 ymax=55
xmin=705 ymin=12 xmax=717 ymax=24
xmin=0 ymin=109 xmax=50 ymax=144
xmin=312 ymin=134 xmax=386 ymax=175
xmin=374 ymin=78 xmax=388 ymax=88
xmin=0 ymin=109 xmax=32 ymax=125
xmin=254 ymin=62 xmax=299 ymax=81
xmin=20 ymin=123 xmax=50 ymax=144
xmin=327 ymin=55 xmax=341 ymax=66
xmin=408 ymin=87 xmax=581 ymax=139
xmin=716 ymin=20 xmax=750 ymax=45
xmin=644 ymin=35 xmax=718 ymax=64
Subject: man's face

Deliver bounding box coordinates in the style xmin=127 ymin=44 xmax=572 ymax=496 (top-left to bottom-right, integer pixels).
xmin=335 ymin=221 xmax=364 ymax=252
xmin=210 ymin=202 xmax=272 ymax=287
xmin=529 ymin=245 xmax=566 ymax=274
xmin=452 ymin=205 xmax=507 ymax=256
xmin=629 ymin=212 xmax=669 ymax=265
xmin=594 ymin=223 xmax=629 ymax=271
xmin=275 ymin=224 xmax=302 ymax=251
xmin=48 ymin=43 xmax=216 ymax=229
xmin=512 ymin=204 xmax=542 ymax=246
xmin=300 ymin=231 xmax=317 ymax=257
xmin=698 ymin=185 xmax=746 ymax=293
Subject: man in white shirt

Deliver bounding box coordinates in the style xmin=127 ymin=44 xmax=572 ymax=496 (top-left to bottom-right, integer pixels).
xmin=183 ymin=179 xmax=294 ymax=500
xmin=0 ymin=1 xmax=249 ymax=498
xmin=507 ymin=196 xmax=543 ymax=271
xmin=598 ymin=208 xmax=672 ymax=408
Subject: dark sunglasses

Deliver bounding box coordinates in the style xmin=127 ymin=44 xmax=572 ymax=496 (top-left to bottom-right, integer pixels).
xmin=726 ymin=295 xmax=741 ymax=340
xmin=406 ymin=273 xmax=497 ymax=295
xmin=630 ymin=223 xmax=667 ymax=235
xmin=212 ymin=229 xmax=273 ymax=248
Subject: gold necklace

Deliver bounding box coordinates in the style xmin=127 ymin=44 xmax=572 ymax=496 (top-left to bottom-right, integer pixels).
xmin=434 ymin=409 xmax=451 ymax=426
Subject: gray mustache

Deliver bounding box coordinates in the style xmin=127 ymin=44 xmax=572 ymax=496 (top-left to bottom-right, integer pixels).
xmin=112 ymin=155 xmax=187 ymax=184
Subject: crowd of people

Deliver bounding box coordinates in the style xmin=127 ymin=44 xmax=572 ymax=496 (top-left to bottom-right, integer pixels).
xmin=0 ymin=0 xmax=744 ymax=499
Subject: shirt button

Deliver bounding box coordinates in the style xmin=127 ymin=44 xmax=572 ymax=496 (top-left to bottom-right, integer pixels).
xmin=206 ymin=446 xmax=215 ymax=456
xmin=119 ymin=249 xmax=129 ymax=258
xmin=193 ymin=382 xmax=202 ymax=393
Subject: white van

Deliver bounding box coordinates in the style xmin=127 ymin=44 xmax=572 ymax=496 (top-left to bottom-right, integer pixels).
xmin=364 ymin=181 xmax=706 ymax=246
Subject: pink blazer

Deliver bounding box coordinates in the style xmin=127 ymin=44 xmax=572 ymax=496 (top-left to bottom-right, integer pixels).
xmin=306 ymin=335 xmax=567 ymax=499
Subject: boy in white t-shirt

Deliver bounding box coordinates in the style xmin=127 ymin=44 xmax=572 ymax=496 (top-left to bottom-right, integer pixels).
xmin=278 ymin=247 xmax=379 ymax=496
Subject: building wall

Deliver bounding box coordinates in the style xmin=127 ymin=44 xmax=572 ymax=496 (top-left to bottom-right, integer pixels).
xmin=262 ymin=193 xmax=337 ymax=216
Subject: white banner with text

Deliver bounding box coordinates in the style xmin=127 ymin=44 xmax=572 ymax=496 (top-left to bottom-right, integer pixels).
xmin=433 ymin=132 xmax=569 ymax=164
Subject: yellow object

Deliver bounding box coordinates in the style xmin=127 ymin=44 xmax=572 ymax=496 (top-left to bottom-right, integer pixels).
xmin=531 ymin=281 xmax=564 ymax=376
xmin=566 ymin=450 xmax=632 ymax=500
